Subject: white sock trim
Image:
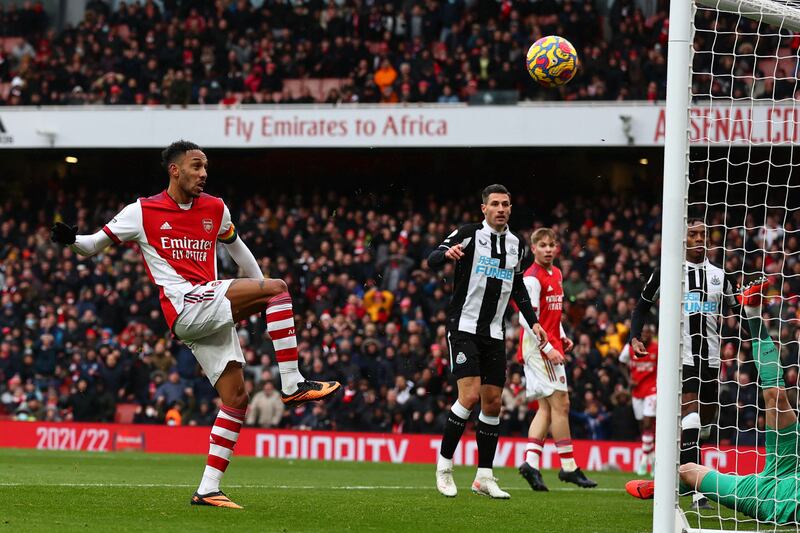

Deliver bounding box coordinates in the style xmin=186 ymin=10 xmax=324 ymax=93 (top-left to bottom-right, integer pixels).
xmin=475 ymin=467 xmax=493 ymax=479
xmin=478 ymin=411 xmax=500 ymax=425
xmin=681 ymin=412 xmax=701 ymax=430
xmin=451 ymin=400 xmax=471 ymax=420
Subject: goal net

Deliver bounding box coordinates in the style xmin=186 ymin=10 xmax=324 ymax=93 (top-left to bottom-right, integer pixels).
xmin=660 ymin=0 xmax=800 ymax=531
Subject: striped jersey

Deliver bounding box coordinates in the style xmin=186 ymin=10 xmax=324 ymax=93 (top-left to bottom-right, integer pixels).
xmin=102 ymin=191 xmax=237 ymax=328
xmin=438 ymin=220 xmax=531 ymax=340
xmin=640 ymin=259 xmax=737 ymax=368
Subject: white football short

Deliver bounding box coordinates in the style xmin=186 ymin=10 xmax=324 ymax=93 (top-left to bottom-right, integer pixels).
xmin=172 ymin=279 xmax=245 ymax=386
xmin=632 ymin=394 xmax=657 ymax=421
xmin=523 ymin=351 xmax=568 ymax=400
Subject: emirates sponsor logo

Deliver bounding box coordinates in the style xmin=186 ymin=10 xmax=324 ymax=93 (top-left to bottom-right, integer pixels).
xmin=160 ymin=236 xmax=213 ymax=261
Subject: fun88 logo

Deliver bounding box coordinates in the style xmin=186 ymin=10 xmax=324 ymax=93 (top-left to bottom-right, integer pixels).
xmin=475 ymin=256 xmax=513 ymax=281
xmin=684 ymin=292 xmax=719 ymax=313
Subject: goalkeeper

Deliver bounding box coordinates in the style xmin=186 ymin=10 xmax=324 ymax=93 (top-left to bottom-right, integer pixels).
xmin=629 ymin=278 xmax=800 ymax=524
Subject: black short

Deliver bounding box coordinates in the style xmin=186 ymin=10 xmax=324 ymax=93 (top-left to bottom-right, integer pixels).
xmin=446 ymin=330 xmax=506 ymax=387
xmin=682 ymin=357 xmax=719 ymax=404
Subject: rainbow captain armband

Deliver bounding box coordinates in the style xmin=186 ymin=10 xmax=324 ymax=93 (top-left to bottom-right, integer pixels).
xmin=218 ymin=224 xmax=237 ymax=244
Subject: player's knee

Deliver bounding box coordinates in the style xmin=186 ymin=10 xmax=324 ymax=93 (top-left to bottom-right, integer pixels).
xmin=482 ymin=398 xmax=501 ymax=417
xmin=553 ymin=393 xmax=570 ymax=416
xmin=458 ymin=390 xmax=480 ymax=409
xmin=271 ymin=278 xmax=288 ymax=295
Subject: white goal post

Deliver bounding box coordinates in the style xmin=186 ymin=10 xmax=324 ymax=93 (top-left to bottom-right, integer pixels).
xmin=657 ymin=0 xmax=800 ymax=532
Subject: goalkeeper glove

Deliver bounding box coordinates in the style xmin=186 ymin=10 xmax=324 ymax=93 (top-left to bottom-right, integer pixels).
xmin=50 ymin=222 xmax=77 ymax=245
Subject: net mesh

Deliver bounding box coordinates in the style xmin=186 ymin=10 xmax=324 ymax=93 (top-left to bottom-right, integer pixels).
xmin=684 ymin=0 xmax=800 ymax=529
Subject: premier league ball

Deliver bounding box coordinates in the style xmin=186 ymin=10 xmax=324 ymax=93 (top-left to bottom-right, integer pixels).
xmin=525 ymin=36 xmax=579 ymax=88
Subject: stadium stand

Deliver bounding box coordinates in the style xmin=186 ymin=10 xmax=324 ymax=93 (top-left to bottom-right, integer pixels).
xmin=1 ymin=183 xmax=797 ymax=445
xmin=0 ymin=0 xmax=672 ymax=105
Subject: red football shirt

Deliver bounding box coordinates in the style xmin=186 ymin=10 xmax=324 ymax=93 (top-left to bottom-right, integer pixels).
xmin=627 ymin=341 xmax=658 ymax=398
xmin=518 ymin=262 xmax=564 ymax=360
xmin=103 ymin=191 xmax=234 ymax=328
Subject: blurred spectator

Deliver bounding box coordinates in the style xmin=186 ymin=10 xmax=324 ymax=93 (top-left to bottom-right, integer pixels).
xmin=246 ymin=380 xmax=284 ymax=428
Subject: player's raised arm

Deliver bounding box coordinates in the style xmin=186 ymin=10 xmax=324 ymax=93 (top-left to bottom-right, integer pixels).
xmin=630 ymin=267 xmax=660 ymax=356
xmin=50 ymin=201 xmax=142 ymax=256
xmin=427 ymin=224 xmax=476 ymax=268
xmin=217 ymin=203 xmax=262 ymax=279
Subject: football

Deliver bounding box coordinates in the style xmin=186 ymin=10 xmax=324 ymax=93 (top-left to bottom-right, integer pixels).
xmin=526 ymin=36 xmax=579 ymax=88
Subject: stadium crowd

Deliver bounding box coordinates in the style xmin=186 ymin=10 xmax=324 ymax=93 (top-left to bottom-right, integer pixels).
xmin=1 ymin=180 xmax=798 ymax=446
xmin=0 ymin=0 xmax=673 ymax=106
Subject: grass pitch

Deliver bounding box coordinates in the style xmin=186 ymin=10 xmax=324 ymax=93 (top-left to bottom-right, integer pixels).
xmin=0 ymin=448 xmax=784 ymax=532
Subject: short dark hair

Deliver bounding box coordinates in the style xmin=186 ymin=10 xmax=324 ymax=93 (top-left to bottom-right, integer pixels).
xmin=687 ymin=217 xmax=705 ymax=227
xmin=161 ymin=140 xmax=201 ymax=171
xmin=481 ymin=184 xmax=510 ymax=204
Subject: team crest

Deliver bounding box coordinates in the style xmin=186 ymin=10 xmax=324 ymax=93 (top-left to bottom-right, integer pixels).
xmin=710 ymin=275 xmax=721 ymax=286
xmin=559 ymin=376 xmax=566 ymax=384
xmin=202 ymin=218 xmax=213 ymax=233
xmin=456 ymin=352 xmax=467 ymax=365
xmin=508 ymin=246 xmax=517 ymax=255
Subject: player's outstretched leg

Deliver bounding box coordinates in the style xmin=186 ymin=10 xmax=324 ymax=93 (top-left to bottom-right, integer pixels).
xmin=264 ymin=291 xmax=340 ymax=405
xmin=225 ymin=279 xmax=340 ymax=405
xmin=192 ymin=362 xmax=247 ymax=509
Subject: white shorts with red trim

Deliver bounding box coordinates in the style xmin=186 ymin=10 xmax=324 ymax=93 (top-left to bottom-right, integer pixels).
xmin=632 ymin=394 xmax=657 ymax=420
xmin=172 ymin=279 xmax=245 ymax=386
xmin=523 ymin=350 xmax=568 ymax=400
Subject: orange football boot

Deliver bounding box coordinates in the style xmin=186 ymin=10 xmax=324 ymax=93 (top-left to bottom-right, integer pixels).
xmin=626 ymin=479 xmax=655 ymax=500
xmin=191 ymin=491 xmax=243 ymax=509
xmin=737 ymin=276 xmax=770 ymax=307
xmin=281 ymin=380 xmax=341 ymax=406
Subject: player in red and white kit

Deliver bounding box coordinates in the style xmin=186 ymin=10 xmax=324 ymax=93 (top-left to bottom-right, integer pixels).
xmin=619 ymin=324 xmax=658 ymax=476
xmin=517 ymin=228 xmax=597 ymax=491
xmin=50 ymin=141 xmax=340 ymax=509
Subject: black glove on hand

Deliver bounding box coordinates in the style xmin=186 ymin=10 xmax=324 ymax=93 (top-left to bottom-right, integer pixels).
xmin=50 ymin=222 xmax=78 ymax=245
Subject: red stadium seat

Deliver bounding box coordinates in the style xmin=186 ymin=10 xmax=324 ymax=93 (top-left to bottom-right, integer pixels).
xmin=114 ymin=403 xmax=138 ymax=425
xmin=0 ymin=37 xmax=23 ymax=54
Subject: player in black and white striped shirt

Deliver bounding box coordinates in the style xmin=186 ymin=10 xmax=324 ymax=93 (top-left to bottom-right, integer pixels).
xmin=428 ymin=184 xmax=547 ymax=499
xmin=629 ymin=219 xmax=740 ymax=509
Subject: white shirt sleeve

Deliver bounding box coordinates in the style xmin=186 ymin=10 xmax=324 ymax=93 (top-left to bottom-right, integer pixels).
xmin=519 ymin=276 xmax=553 ymax=354
xmin=619 ymin=344 xmax=631 ymax=364
xmin=560 ymin=321 xmax=567 ymax=339
xmin=518 ymin=278 xmax=541 ymax=331
xmin=102 ymin=201 xmax=143 ymax=244
xmin=524 ymin=276 xmax=541 ymax=312
xmin=218 ymin=203 xmax=237 ymax=243
xmin=223 ymin=238 xmax=263 ymax=279
xmin=70 ymin=230 xmax=113 ymax=256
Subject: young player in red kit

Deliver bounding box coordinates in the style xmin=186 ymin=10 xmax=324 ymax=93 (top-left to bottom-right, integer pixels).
xmin=517 ymin=228 xmax=597 ymax=491
xmin=619 ymin=324 xmax=658 ymax=476
xmin=50 ymin=141 xmax=340 ymax=509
